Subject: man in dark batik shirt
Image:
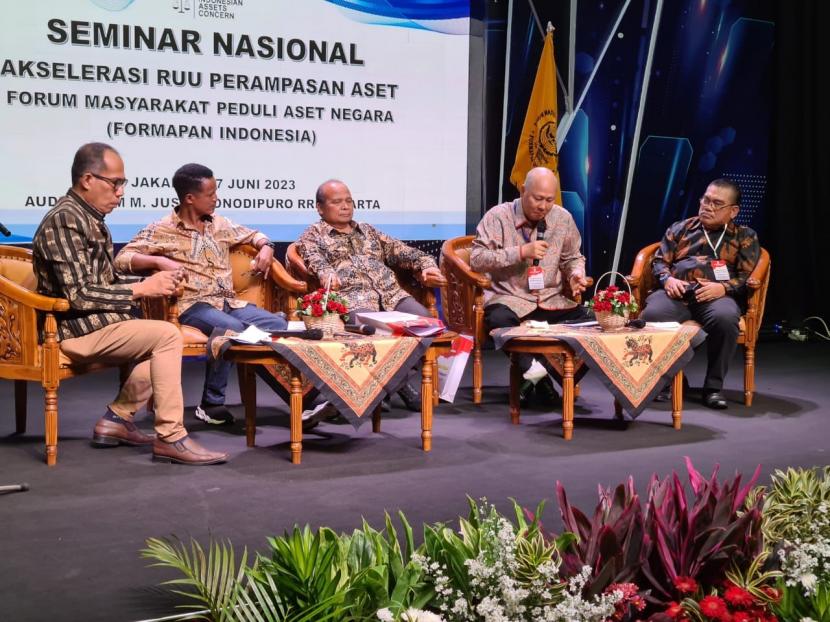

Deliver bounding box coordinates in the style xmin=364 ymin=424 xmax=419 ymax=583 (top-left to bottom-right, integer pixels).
xmin=297 ymin=179 xmax=446 ymax=411
xmin=641 ymin=178 xmax=760 ymax=409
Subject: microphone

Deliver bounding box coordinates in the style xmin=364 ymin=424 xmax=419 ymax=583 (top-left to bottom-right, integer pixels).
xmin=269 ymin=328 xmax=324 ymax=340
xmin=0 ymin=483 xmax=29 ymax=495
xmin=0 ymin=222 xmax=11 ymax=237
xmin=345 ymin=323 xmax=376 ymax=336
xmin=532 ymin=219 xmax=546 ymax=266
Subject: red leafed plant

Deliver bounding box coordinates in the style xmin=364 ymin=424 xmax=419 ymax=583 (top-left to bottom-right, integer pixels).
xmin=296 ymin=288 xmax=349 ymax=318
xmin=640 ymin=457 xmax=766 ymax=607
xmin=554 ymin=477 xmax=647 ymax=597
xmin=537 ymin=459 xmax=770 ymax=620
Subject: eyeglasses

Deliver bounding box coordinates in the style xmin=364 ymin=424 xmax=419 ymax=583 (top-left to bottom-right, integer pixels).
xmin=699 ymin=196 xmax=735 ymax=211
xmin=90 ymin=172 xmax=129 ymax=190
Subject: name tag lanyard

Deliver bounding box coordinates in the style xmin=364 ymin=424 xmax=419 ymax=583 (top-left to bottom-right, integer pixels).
xmin=703 ymin=224 xmax=727 ymax=256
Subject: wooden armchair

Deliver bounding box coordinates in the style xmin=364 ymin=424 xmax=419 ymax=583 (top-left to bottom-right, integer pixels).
xmin=626 ymin=242 xmax=771 ymax=406
xmin=440 ymin=236 xmax=491 ymax=403
xmin=285 ymin=242 xmax=441 ymax=319
xmin=440 ymin=235 xmax=592 ymax=404
xmin=142 ymin=244 xmax=307 ymax=355
xmin=0 ymin=245 xmax=128 ymax=465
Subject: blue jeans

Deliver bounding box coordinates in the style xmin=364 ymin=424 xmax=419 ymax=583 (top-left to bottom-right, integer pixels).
xmin=179 ymin=301 xmax=287 ymax=406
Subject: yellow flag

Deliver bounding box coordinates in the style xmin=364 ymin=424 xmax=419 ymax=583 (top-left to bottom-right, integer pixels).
xmin=510 ymin=27 xmax=562 ymax=205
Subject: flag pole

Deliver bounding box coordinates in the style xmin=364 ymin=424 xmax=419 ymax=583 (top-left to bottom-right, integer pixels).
xmin=497 ymin=0 xmax=515 ymax=204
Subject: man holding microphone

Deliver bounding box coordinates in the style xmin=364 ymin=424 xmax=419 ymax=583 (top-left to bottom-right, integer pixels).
xmin=470 ymin=167 xmax=590 ymax=405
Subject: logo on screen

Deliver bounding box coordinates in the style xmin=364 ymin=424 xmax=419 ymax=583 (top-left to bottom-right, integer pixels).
xmin=172 ymin=0 xmax=240 ymax=21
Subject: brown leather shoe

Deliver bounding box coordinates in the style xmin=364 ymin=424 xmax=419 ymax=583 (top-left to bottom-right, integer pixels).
xmin=152 ymin=436 xmax=228 ymax=465
xmin=92 ymin=413 xmax=155 ymax=447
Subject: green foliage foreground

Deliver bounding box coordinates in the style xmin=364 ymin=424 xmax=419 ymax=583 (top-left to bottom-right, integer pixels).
xmin=141 ymin=463 xmax=830 ymax=622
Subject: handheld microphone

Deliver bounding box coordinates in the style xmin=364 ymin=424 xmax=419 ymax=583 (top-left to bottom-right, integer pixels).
xmin=0 ymin=222 xmax=11 ymax=237
xmin=345 ymin=323 xmax=376 ymax=336
xmin=0 ymin=483 xmax=29 ymax=495
xmin=532 ymin=219 xmax=546 ymax=266
xmin=269 ymin=328 xmax=324 ymax=340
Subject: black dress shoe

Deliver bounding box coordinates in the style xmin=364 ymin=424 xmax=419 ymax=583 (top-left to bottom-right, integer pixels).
xmin=397 ymin=382 xmax=421 ymax=412
xmin=654 ymin=376 xmax=691 ymax=402
xmin=703 ymin=390 xmax=728 ymax=409
xmin=519 ymin=380 xmax=534 ymax=408
xmin=534 ymin=376 xmax=560 ymax=407
xmin=653 ymin=386 xmax=671 ymax=402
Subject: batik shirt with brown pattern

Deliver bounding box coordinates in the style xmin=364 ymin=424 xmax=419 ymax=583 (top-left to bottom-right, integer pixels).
xmin=653 ymin=216 xmax=760 ymax=297
xmin=296 ymin=220 xmax=436 ymax=311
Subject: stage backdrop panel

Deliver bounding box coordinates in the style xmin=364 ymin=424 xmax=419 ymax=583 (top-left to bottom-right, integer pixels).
xmin=0 ymin=0 xmax=470 ymax=242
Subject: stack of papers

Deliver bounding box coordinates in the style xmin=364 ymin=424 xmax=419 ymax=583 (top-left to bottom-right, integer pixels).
xmin=356 ymin=311 xmax=445 ymax=337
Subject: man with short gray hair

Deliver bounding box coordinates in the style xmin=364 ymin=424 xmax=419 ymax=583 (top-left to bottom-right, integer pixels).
xmin=33 ymin=142 xmax=228 ymax=465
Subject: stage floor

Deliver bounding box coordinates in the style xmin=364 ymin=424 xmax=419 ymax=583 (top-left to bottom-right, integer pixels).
xmin=1 ymin=340 xmax=829 ymax=621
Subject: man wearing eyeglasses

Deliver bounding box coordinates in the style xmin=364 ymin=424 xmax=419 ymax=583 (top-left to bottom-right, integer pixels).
xmin=32 ymin=142 xmax=228 ymax=465
xmin=641 ymin=178 xmax=760 ymax=409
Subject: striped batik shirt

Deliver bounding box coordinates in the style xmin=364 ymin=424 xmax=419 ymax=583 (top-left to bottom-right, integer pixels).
xmin=33 ymin=189 xmax=142 ymax=341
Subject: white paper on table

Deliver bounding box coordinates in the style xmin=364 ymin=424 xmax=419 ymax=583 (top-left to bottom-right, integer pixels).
xmin=286 ymin=321 xmax=306 ymax=332
xmin=230 ymin=325 xmax=271 ymax=344
xmin=645 ymin=321 xmax=682 ymax=330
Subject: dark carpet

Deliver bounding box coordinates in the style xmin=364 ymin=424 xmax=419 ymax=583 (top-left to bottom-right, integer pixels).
xmin=1 ymin=340 xmax=828 ymax=621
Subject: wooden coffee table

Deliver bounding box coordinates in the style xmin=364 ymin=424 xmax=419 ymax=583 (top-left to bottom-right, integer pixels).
xmin=224 ymin=332 xmax=456 ymax=464
xmin=502 ymin=335 xmax=684 ymax=440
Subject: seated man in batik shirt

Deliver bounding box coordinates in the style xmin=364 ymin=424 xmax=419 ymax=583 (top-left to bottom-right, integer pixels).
xmin=641 ymin=177 xmax=760 ymax=410
xmin=296 ymin=179 xmax=446 ymax=411
xmin=470 ymin=167 xmax=590 ymax=406
xmin=115 ymin=163 xmax=287 ymax=425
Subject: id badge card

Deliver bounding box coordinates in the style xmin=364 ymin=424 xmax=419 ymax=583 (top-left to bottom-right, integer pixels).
xmin=711 ymin=260 xmax=730 ymax=281
xmin=528 ymin=266 xmax=545 ymax=290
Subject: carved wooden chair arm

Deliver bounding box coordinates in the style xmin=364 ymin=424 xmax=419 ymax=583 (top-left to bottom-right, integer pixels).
xmin=441 ymin=254 xmax=492 ymax=289
xmin=268 ymin=260 xmax=307 ymax=294
xmin=0 ymin=277 xmax=69 ymax=312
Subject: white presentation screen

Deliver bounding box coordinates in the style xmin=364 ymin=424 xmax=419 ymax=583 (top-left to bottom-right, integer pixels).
xmin=0 ymin=0 xmax=470 ymax=242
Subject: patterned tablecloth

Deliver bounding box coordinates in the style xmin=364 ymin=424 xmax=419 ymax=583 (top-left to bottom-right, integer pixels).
xmin=208 ymin=330 xmax=431 ymax=427
xmin=491 ymin=323 xmax=705 ymax=417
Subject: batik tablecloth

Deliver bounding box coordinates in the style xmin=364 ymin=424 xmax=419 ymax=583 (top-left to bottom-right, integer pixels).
xmin=209 ymin=330 xmax=431 ymax=427
xmin=491 ymin=323 xmax=705 ymax=417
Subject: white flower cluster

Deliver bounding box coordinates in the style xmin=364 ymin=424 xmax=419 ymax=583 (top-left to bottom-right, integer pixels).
xmin=414 ymin=502 xmax=619 ymax=621
xmin=543 ymin=566 xmax=620 ymax=622
xmin=377 ymin=607 xmax=446 ymax=622
xmin=778 ymin=503 xmax=830 ymax=596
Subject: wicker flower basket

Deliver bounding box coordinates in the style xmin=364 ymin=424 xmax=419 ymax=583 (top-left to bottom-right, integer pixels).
xmin=595 ymin=309 xmax=629 ymax=332
xmin=593 ymin=271 xmax=634 ymax=332
xmin=302 ymin=313 xmax=345 ymax=337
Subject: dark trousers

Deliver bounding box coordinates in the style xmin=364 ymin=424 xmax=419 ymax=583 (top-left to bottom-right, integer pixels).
xmin=485 ymin=303 xmax=590 ymax=374
xmin=179 ymin=301 xmax=288 ymax=405
xmin=640 ymin=290 xmax=740 ymax=391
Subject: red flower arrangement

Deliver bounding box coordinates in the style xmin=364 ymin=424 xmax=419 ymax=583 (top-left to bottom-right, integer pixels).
xmin=296 ymin=288 xmax=349 ymax=318
xmin=586 ymin=284 xmax=639 ymax=317
xmin=605 ymin=582 xmax=647 ymax=621
xmin=661 ymin=575 xmax=781 ymax=622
